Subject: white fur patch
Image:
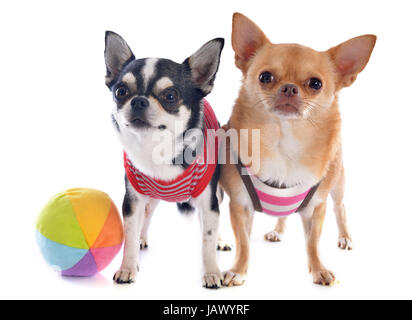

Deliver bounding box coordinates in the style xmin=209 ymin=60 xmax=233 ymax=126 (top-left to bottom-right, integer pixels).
xmin=258 ymin=121 xmax=318 ymax=188
xmin=122 ymin=72 xmax=136 ymax=86
xmin=154 ymin=77 xmax=173 ymax=93
xmin=113 ymin=194 xmax=147 ymax=283
xmin=142 ymin=58 xmax=158 ymax=91
xmin=116 ymin=124 xmax=185 ymax=181
xmin=192 ymin=186 xmax=223 ymax=288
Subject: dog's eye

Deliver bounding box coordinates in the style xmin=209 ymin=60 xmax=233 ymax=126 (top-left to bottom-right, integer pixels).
xmin=115 ymin=86 xmax=129 ymax=99
xmin=308 ymin=78 xmax=322 ymax=90
xmin=259 ymin=72 xmax=274 ymax=84
xmin=160 ymin=88 xmax=179 ymax=106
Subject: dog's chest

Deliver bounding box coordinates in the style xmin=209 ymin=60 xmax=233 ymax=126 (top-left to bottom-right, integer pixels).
xmin=120 ymin=130 xmax=184 ymax=181
xmin=258 ymin=122 xmax=318 ymax=187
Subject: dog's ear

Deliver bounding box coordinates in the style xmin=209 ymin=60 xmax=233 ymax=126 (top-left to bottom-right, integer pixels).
xmin=104 ymin=31 xmax=135 ymax=87
xmin=231 ymin=12 xmax=270 ymax=71
xmin=186 ymin=38 xmax=224 ymax=95
xmin=327 ymin=35 xmax=376 ymax=89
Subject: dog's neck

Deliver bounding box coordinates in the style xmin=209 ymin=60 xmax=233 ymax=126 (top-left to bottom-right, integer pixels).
xmin=171 ymin=123 xmax=205 ymax=169
xmin=121 ymin=119 xmax=205 ymax=182
xmin=229 ymin=95 xmax=341 ymax=188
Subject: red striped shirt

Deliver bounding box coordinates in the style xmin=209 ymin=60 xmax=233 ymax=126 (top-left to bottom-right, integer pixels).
xmin=124 ymin=100 xmax=219 ymax=202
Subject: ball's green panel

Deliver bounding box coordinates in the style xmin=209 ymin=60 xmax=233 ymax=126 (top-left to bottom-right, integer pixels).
xmin=36 ymin=192 xmax=89 ymax=249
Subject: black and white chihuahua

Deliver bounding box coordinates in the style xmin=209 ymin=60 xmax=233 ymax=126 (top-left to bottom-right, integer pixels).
xmin=104 ymin=31 xmax=225 ymax=288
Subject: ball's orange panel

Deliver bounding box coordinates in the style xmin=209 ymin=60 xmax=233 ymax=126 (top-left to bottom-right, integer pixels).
xmin=91 ymin=200 xmax=124 ymax=248
xmin=65 ymin=188 xmax=111 ymax=248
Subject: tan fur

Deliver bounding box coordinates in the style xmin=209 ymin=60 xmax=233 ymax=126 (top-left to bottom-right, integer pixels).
xmin=220 ymin=13 xmax=376 ymax=286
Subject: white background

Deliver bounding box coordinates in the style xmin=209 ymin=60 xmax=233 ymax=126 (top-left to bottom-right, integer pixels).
xmin=1 ymin=0 xmax=411 ymax=300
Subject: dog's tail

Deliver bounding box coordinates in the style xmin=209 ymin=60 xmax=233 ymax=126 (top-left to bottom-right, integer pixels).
xmin=176 ymin=202 xmax=195 ymax=214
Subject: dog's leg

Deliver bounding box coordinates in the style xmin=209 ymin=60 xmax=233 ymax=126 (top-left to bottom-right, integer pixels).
xmin=264 ymin=217 xmax=287 ymax=242
xmin=140 ymin=200 xmax=159 ymax=250
xmin=113 ymin=187 xmax=148 ymax=284
xmin=223 ymin=201 xmax=253 ymax=287
xmin=215 ymin=185 xmax=232 ymax=252
xmin=194 ymin=186 xmax=223 ymax=289
xmin=330 ymin=168 xmax=352 ymax=250
xmin=300 ymin=202 xmax=335 ymax=286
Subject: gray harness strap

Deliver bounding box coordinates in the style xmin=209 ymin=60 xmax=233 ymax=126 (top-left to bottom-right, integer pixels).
xmin=295 ymin=182 xmax=321 ymax=213
xmin=235 ymin=161 xmax=263 ymax=212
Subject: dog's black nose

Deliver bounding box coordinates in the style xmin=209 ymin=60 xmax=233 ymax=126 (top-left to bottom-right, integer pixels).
xmin=279 ymin=84 xmax=299 ymax=97
xmin=131 ymin=97 xmax=149 ymax=111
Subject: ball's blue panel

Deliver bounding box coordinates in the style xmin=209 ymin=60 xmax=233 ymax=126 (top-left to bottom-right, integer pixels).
xmin=36 ymin=231 xmax=88 ymax=271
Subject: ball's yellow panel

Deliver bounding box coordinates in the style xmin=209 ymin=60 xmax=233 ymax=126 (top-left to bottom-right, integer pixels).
xmin=65 ymin=188 xmax=111 ymax=248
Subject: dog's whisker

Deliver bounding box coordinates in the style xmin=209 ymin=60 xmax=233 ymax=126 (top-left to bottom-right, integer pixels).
xmin=302 ymin=99 xmax=326 ymax=109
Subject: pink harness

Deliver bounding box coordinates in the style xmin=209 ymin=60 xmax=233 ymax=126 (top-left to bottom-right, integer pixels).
xmin=236 ymin=164 xmax=320 ymax=217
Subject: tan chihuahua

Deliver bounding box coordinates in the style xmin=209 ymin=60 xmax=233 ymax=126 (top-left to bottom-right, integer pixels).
xmin=219 ymin=13 xmax=376 ymax=286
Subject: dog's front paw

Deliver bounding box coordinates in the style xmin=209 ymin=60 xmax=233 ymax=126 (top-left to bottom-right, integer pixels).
xmin=202 ymin=272 xmax=223 ymax=289
xmin=222 ymin=270 xmax=246 ymax=287
xmin=311 ymin=268 xmax=336 ymax=286
xmin=217 ymin=239 xmax=233 ymax=252
xmin=140 ymin=238 xmax=149 ymax=250
xmin=264 ymin=230 xmax=282 ymax=242
xmin=113 ymin=267 xmax=138 ymax=284
xmin=338 ymin=236 xmax=353 ymax=250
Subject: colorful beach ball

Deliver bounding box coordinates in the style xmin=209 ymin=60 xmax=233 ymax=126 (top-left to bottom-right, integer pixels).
xmin=36 ymin=188 xmax=124 ymax=277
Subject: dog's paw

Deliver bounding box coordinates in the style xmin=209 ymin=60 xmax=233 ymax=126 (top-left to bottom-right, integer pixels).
xmin=113 ymin=267 xmax=138 ymax=284
xmin=222 ymin=270 xmax=246 ymax=287
xmin=202 ymin=272 xmax=223 ymax=289
xmin=311 ymin=268 xmax=336 ymax=286
xmin=217 ymin=240 xmax=233 ymax=252
xmin=140 ymin=238 xmax=149 ymax=250
xmin=338 ymin=237 xmax=353 ymax=250
xmin=264 ymin=230 xmax=282 ymax=242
